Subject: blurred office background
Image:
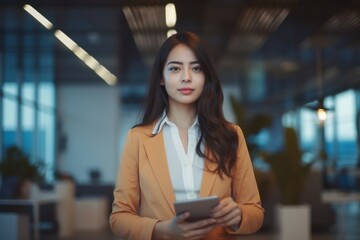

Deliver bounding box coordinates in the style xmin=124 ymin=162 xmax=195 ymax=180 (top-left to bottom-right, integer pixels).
xmin=0 ymin=0 xmax=360 ymax=239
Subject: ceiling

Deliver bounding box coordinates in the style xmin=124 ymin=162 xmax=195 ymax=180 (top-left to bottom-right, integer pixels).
xmin=2 ymin=0 xmax=360 ymax=112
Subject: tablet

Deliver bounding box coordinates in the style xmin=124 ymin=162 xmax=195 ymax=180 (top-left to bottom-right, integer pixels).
xmin=174 ymin=196 xmax=220 ymax=222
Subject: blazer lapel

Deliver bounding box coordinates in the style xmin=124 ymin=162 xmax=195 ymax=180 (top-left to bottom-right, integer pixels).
xmin=199 ymin=149 xmax=218 ymax=197
xmin=144 ymin=132 xmax=176 ymax=214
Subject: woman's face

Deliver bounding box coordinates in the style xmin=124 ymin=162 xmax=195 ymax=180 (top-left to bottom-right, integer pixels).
xmin=161 ymin=44 xmax=205 ymax=109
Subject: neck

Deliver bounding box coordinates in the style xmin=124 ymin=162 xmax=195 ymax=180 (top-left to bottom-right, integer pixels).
xmin=168 ymin=104 xmax=197 ymax=130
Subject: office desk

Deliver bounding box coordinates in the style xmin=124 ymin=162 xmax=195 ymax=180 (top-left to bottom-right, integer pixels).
xmin=0 ymin=196 xmax=57 ymax=240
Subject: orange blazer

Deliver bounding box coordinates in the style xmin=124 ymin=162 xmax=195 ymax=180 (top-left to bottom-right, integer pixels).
xmin=110 ymin=123 xmax=264 ymax=240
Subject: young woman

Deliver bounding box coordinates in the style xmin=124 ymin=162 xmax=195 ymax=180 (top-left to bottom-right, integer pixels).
xmin=110 ymin=32 xmax=264 ymax=240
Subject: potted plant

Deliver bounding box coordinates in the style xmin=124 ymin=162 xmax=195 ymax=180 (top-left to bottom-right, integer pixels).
xmin=229 ymin=95 xmax=273 ymax=156
xmin=229 ymin=95 xmax=273 ymax=201
xmin=0 ymin=145 xmax=45 ymax=199
xmin=261 ymin=127 xmax=314 ymax=240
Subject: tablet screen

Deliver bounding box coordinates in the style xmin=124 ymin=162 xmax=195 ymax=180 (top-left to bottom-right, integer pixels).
xmin=174 ymin=196 xmax=220 ymax=222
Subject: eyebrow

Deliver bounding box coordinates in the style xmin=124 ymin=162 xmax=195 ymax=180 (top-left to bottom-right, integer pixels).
xmin=167 ymin=61 xmax=200 ymax=65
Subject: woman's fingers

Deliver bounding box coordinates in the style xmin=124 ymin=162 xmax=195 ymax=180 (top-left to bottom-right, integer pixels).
xmin=211 ymin=198 xmax=235 ymax=217
xmin=214 ymin=208 xmax=241 ymax=226
xmin=170 ymin=213 xmax=216 ymax=239
xmin=186 ymin=223 xmax=217 ymax=240
xmin=183 ymin=219 xmax=217 ymax=240
xmin=174 ymin=212 xmax=191 ymax=224
xmin=211 ymin=197 xmax=233 ymax=213
xmin=190 ymin=218 xmax=217 ymax=229
xmin=211 ymin=197 xmax=241 ymax=226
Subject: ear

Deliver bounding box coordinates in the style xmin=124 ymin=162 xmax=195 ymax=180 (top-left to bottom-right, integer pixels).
xmin=160 ymin=78 xmax=165 ymax=86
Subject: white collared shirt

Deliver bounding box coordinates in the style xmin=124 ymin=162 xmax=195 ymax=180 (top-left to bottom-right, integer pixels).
xmin=152 ymin=113 xmax=204 ymax=201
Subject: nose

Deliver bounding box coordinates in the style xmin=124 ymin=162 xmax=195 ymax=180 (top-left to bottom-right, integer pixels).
xmin=182 ymin=67 xmax=192 ymax=83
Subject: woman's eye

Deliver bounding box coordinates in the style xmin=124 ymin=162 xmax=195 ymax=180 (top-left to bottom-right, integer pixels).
xmin=169 ymin=66 xmax=180 ymax=72
xmin=192 ymin=66 xmax=202 ymax=72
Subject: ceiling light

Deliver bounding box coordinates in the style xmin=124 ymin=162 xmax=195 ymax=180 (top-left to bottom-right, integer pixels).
xmin=95 ymin=66 xmax=117 ymax=86
xmin=54 ymin=30 xmax=78 ymax=51
xmin=54 ymin=30 xmax=117 ymax=86
xmin=23 ymin=6 xmax=117 ymax=86
xmin=73 ymin=47 xmax=90 ymax=61
xmin=305 ymin=98 xmax=332 ymax=122
xmin=23 ymin=4 xmax=53 ymax=30
xmin=317 ymin=108 xmax=327 ymax=121
xmin=165 ymin=3 xmax=177 ymax=27
xmin=83 ymin=56 xmax=100 ymax=70
xmin=167 ymin=29 xmax=177 ymax=38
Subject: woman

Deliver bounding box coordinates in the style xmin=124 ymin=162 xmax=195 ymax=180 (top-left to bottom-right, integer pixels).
xmin=110 ymin=31 xmax=264 ymax=240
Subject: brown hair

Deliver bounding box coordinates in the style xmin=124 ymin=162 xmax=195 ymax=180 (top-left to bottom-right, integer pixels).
xmin=136 ymin=31 xmax=239 ymax=178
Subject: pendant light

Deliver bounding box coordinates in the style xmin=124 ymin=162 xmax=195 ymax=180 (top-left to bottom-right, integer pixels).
xmin=305 ymin=36 xmax=332 ymax=121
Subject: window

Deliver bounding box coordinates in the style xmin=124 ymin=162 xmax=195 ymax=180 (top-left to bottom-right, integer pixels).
xmin=297 ymin=90 xmax=358 ymax=169
xmin=2 ymin=83 xmax=18 ymax=151
xmin=331 ymin=90 xmax=358 ymax=168
xmin=1 ymin=8 xmax=56 ymax=182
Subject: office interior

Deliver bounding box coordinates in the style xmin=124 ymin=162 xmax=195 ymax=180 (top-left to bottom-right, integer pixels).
xmin=0 ymin=0 xmax=359 ymax=239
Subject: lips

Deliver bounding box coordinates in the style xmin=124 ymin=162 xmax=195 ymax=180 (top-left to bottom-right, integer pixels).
xmin=178 ymin=88 xmax=194 ymax=95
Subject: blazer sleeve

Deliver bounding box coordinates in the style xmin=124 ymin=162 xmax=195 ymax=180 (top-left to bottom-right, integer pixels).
xmin=226 ymin=125 xmax=264 ymax=234
xmin=109 ymin=129 xmax=158 ymax=240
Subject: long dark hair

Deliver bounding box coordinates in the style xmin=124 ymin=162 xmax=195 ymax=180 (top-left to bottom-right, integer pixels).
xmin=137 ymin=31 xmax=239 ymax=178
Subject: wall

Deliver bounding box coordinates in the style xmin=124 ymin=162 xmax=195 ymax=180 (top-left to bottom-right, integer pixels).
xmin=57 ymin=85 xmax=120 ymax=184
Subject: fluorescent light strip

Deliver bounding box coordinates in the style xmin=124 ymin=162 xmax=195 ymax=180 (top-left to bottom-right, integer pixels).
xmin=23 ymin=4 xmax=53 ymax=30
xmin=54 ymin=30 xmax=78 ymax=51
xmin=25 ymin=5 xmax=118 ymax=86
xmin=55 ymin=29 xmax=117 ymax=85
xmin=165 ymin=3 xmax=176 ymax=27
xmin=73 ymin=47 xmax=89 ymax=61
xmin=83 ymin=55 xmax=100 ymax=70
xmin=95 ymin=66 xmax=117 ymax=86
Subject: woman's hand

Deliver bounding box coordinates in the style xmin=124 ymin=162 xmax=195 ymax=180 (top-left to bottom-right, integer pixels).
xmin=152 ymin=212 xmax=216 ymax=240
xmin=210 ymin=197 xmax=242 ymax=228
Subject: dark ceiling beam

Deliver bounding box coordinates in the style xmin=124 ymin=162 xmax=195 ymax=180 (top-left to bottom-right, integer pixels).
xmin=0 ymin=0 xmax=205 ymax=8
xmin=245 ymin=0 xmax=299 ymax=8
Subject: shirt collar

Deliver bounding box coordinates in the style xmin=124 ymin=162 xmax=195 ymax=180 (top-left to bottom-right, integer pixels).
xmin=152 ymin=111 xmax=199 ymax=135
